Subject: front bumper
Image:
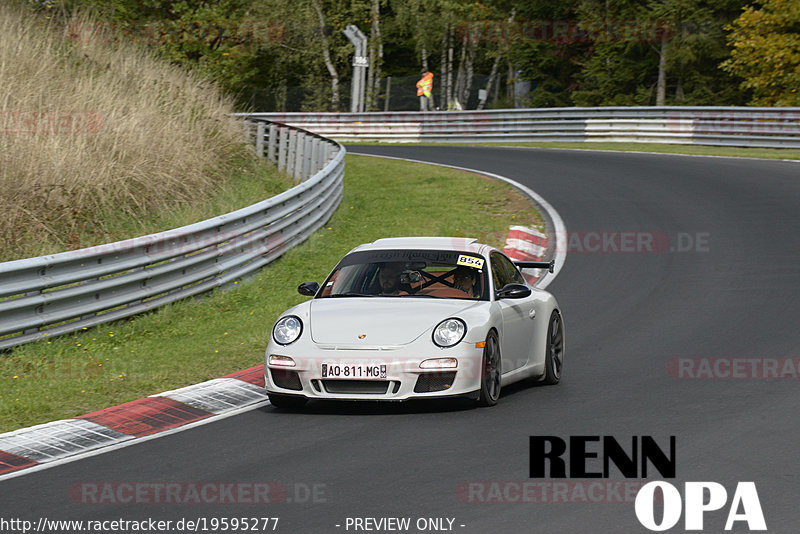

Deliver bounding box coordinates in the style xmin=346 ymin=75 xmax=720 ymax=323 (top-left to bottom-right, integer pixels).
xmin=264 ymin=343 xmax=485 ymax=401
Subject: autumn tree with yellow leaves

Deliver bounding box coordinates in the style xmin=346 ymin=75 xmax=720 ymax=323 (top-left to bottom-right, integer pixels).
xmin=722 ymin=0 xmax=800 ymax=105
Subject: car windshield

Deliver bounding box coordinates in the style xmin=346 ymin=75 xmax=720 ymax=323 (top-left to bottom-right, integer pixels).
xmin=318 ymin=249 xmax=488 ymax=300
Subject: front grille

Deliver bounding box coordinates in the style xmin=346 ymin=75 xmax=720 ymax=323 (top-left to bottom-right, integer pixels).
xmin=322 ymin=380 xmax=390 ymax=395
xmin=414 ymin=372 xmax=456 ymax=393
xmin=270 ymin=368 xmax=302 ymax=390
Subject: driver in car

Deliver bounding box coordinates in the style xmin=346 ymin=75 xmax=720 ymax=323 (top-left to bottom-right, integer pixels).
xmin=377 ymin=262 xmax=407 ymax=296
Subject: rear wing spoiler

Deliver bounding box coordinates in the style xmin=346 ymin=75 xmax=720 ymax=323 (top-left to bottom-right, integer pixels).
xmin=514 ymin=260 xmax=555 ymax=273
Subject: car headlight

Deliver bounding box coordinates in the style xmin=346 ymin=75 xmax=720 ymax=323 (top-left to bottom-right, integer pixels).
xmin=273 ymin=315 xmax=303 ymax=345
xmin=432 ymin=318 xmax=466 ymax=347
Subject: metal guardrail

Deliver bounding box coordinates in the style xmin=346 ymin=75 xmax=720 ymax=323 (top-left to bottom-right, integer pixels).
xmin=0 ymin=121 xmax=344 ymax=350
xmin=241 ymin=107 xmax=800 ymax=149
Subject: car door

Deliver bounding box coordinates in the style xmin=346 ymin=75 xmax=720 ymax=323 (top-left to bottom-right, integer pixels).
xmin=491 ymin=252 xmax=536 ymax=372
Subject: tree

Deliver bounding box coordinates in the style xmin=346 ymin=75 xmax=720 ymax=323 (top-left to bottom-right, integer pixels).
xmin=568 ymin=0 xmax=747 ymax=106
xmin=571 ymin=0 xmax=659 ymax=106
xmin=508 ymin=0 xmax=588 ymax=107
xmin=366 ymin=0 xmax=384 ymax=110
xmin=649 ymin=0 xmax=748 ymax=106
xmin=722 ymin=0 xmax=800 ymax=106
xmin=312 ymin=0 xmax=341 ymax=110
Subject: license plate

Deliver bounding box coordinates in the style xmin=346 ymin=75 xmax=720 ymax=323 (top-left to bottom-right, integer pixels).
xmin=321 ymin=363 xmax=387 ymax=379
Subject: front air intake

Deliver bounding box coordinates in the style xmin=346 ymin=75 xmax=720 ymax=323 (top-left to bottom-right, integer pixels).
xmin=322 ymin=380 xmax=390 ymax=394
xmin=414 ymin=372 xmax=456 ymax=393
xmin=270 ymin=368 xmax=302 ymax=390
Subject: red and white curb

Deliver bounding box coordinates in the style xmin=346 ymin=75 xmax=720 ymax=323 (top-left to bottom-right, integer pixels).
xmin=503 ymin=225 xmax=548 ymax=285
xmin=0 ymin=365 xmax=267 ymax=480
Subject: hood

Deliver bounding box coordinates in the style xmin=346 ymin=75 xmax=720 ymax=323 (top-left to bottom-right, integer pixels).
xmin=309 ymin=297 xmax=481 ymax=346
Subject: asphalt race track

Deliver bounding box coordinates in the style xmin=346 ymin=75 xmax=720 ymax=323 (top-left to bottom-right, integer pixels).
xmin=2 ymin=146 xmax=799 ymax=533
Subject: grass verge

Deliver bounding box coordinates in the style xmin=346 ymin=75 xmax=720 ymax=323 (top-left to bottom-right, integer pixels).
xmin=347 ymin=141 xmax=800 ymax=161
xmin=0 ymin=154 xmax=543 ymax=433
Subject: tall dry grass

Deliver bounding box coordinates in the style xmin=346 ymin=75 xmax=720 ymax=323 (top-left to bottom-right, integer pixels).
xmin=0 ymin=4 xmax=253 ymax=261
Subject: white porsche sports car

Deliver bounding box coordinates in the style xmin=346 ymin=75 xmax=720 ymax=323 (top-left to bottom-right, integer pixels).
xmin=264 ymin=237 xmax=564 ymax=408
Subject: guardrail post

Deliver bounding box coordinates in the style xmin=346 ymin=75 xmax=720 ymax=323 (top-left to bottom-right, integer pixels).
xmin=287 ymin=129 xmax=297 ymax=177
xmin=299 ymin=135 xmax=307 ymax=178
xmin=277 ymin=127 xmax=287 ymax=172
xmin=267 ymin=124 xmax=277 ymax=163
xmin=293 ymin=132 xmax=305 ymax=182
xmin=243 ymin=120 xmax=252 ymax=143
xmin=302 ymin=135 xmax=312 ymax=178
xmin=255 ymin=122 xmax=265 ymax=158
xmin=311 ymin=137 xmax=321 ymax=174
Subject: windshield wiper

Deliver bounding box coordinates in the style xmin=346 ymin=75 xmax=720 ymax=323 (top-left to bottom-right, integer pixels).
xmin=324 ymin=292 xmax=376 ymax=298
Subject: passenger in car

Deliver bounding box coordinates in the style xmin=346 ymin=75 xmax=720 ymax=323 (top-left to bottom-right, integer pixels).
xmin=452 ymin=267 xmax=478 ymax=297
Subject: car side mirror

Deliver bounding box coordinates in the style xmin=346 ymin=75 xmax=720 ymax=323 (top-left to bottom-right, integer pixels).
xmin=496 ymin=283 xmax=532 ymax=299
xmin=298 ymin=281 xmax=320 ymax=297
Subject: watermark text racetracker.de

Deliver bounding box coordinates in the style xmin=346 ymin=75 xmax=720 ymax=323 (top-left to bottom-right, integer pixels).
xmin=560 ymin=231 xmax=709 ymax=254
xmin=457 ymin=19 xmax=673 ymax=44
xmin=1 ymin=111 xmax=104 ymax=134
xmin=667 ymin=110 xmax=800 ymax=136
xmin=457 ymin=480 xmax=646 ymax=503
xmin=72 ymin=229 xmax=286 ymax=259
xmin=3 ymin=357 xmax=107 ymax=381
xmin=67 ymin=19 xmax=285 ymax=46
xmin=0 ymin=516 xmax=278 ymax=533
xmin=667 ymin=357 xmax=800 ymax=379
xmin=70 ymin=481 xmax=326 ymax=505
